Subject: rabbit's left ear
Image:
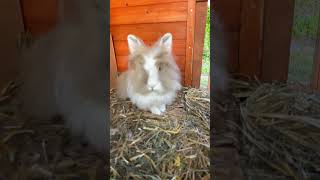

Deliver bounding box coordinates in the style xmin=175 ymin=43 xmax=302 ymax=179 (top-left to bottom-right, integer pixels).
xmin=157 ymin=33 xmax=173 ymax=52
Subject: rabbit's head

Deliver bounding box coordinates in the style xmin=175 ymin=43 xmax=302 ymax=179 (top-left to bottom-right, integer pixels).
xmin=126 ymin=33 xmax=181 ymax=95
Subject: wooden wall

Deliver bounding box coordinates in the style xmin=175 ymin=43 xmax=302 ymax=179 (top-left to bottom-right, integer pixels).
xmin=110 ymin=0 xmax=190 ymax=85
xmin=110 ymin=0 xmax=207 ymax=87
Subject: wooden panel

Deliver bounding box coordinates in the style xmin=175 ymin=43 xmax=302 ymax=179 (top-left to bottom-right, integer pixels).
xmin=20 ymin=0 xmax=58 ymax=34
xmin=113 ymin=40 xmax=186 ymax=56
xmin=184 ymin=0 xmax=196 ymax=86
xmin=116 ymin=55 xmax=186 ymax=72
xmin=110 ymin=22 xmax=187 ymax=41
xmin=239 ymin=0 xmax=264 ymax=77
xmin=260 ymin=0 xmax=295 ymax=82
xmin=212 ymin=0 xmax=241 ymax=73
xmin=110 ymin=2 xmax=188 ymax=25
xmin=0 ymin=0 xmax=24 ymax=88
xmin=192 ymin=1 xmax=208 ymax=88
xmin=212 ymin=0 xmax=241 ymax=32
xmin=110 ymin=0 xmax=187 ymax=8
xmin=312 ymin=10 xmax=320 ymax=90
xmin=110 ymin=35 xmax=118 ymax=88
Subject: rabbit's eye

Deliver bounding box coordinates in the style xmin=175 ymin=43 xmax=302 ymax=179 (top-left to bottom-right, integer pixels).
xmin=158 ymin=66 xmax=162 ymax=71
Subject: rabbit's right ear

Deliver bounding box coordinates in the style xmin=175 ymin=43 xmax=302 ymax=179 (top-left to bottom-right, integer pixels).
xmin=127 ymin=35 xmax=144 ymax=54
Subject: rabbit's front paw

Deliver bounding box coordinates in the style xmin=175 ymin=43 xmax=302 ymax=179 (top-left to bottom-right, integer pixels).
xmin=150 ymin=106 xmax=162 ymax=115
xmin=159 ymin=104 xmax=166 ymax=113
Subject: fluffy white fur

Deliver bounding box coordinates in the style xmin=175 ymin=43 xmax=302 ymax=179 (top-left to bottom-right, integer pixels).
xmin=119 ymin=33 xmax=181 ymax=115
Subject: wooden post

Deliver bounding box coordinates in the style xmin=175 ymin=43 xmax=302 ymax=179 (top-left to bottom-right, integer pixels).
xmin=260 ymin=0 xmax=295 ymax=82
xmin=312 ymin=9 xmax=320 ymax=90
xmin=239 ymin=0 xmax=264 ymax=78
xmin=0 ymin=0 xmax=24 ymax=89
xmin=184 ymin=0 xmax=196 ymax=87
xmin=110 ymin=34 xmax=118 ymax=89
xmin=192 ymin=0 xmax=208 ymax=88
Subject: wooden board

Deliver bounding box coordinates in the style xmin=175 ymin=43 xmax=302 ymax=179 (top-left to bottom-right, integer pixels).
xmin=239 ymin=0 xmax=264 ymax=77
xmin=116 ymin=55 xmax=186 ymax=72
xmin=110 ymin=35 xmax=118 ymax=89
xmin=260 ymin=0 xmax=295 ymax=82
xmin=110 ymin=2 xmax=188 ymax=25
xmin=110 ymin=22 xmax=187 ymax=41
xmin=113 ymin=40 xmax=186 ymax=56
xmin=192 ymin=1 xmax=208 ymax=88
xmin=110 ymin=0 xmax=187 ymax=8
xmin=212 ymin=0 xmax=242 ymax=73
xmin=0 ymin=0 xmax=24 ymax=89
xmin=184 ymin=0 xmax=196 ymax=86
xmin=312 ymin=10 xmax=320 ymax=90
xmin=20 ymin=0 xmax=58 ymax=36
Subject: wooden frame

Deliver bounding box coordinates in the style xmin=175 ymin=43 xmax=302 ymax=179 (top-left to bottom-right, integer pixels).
xmin=312 ymin=9 xmax=320 ymax=90
xmin=110 ymin=34 xmax=118 ymax=89
xmin=184 ymin=0 xmax=196 ymax=86
xmin=192 ymin=0 xmax=208 ymax=88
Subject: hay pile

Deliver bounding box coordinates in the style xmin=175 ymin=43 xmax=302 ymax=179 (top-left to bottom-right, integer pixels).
xmin=0 ymin=81 xmax=107 ymax=179
xmin=110 ymin=87 xmax=210 ymax=179
xmin=230 ymin=79 xmax=320 ymax=179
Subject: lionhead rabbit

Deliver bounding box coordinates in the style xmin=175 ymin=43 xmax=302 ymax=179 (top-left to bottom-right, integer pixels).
xmin=117 ymin=33 xmax=182 ymax=115
xmin=18 ymin=0 xmax=108 ymax=152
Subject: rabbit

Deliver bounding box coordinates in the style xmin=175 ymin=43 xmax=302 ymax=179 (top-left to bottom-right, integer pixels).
xmin=117 ymin=33 xmax=182 ymax=115
xmin=18 ymin=0 xmax=108 ymax=152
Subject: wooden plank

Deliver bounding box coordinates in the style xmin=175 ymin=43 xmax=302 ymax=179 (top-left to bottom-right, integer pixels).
xmin=192 ymin=1 xmax=208 ymax=88
xmin=238 ymin=0 xmax=264 ymax=78
xmin=312 ymin=10 xmax=320 ymax=90
xmin=0 ymin=0 xmax=24 ymax=88
xmin=212 ymin=0 xmax=241 ymax=32
xmin=212 ymin=0 xmax=241 ymax=73
xmin=260 ymin=0 xmax=295 ymax=82
xmin=110 ymin=35 xmax=118 ymax=88
xmin=113 ymin=40 xmax=186 ymax=56
xmin=110 ymin=0 xmax=187 ymax=8
xmin=116 ymin=55 xmax=186 ymax=72
xmin=20 ymin=0 xmax=58 ymax=36
xmin=110 ymin=22 xmax=187 ymax=41
xmin=110 ymin=2 xmax=188 ymax=25
xmin=184 ymin=0 xmax=196 ymax=86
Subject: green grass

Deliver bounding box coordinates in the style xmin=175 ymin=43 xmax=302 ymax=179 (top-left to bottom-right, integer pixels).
xmin=199 ymin=6 xmax=210 ymax=89
xmin=288 ymin=0 xmax=319 ymax=84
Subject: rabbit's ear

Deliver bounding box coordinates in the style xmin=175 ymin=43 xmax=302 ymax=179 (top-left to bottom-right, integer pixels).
xmin=156 ymin=33 xmax=173 ymax=52
xmin=57 ymin=0 xmax=94 ymax=24
xmin=127 ymin=35 xmax=145 ymax=54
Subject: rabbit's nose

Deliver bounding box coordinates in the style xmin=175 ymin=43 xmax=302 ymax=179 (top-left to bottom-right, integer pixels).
xmin=148 ymin=85 xmax=155 ymax=91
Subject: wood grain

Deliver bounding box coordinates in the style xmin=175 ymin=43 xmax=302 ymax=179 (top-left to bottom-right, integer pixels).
xmin=184 ymin=0 xmax=196 ymax=86
xmin=110 ymin=35 xmax=118 ymax=88
xmin=239 ymin=0 xmax=264 ymax=78
xmin=116 ymin=55 xmax=186 ymax=72
xmin=110 ymin=22 xmax=187 ymax=41
xmin=113 ymin=40 xmax=186 ymax=56
xmin=192 ymin=1 xmax=208 ymax=88
xmin=110 ymin=0 xmax=187 ymax=8
xmin=260 ymin=0 xmax=294 ymax=82
xmin=110 ymin=2 xmax=188 ymax=25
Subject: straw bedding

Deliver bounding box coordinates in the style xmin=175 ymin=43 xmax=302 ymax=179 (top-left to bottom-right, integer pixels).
xmin=0 ymin=81 xmax=107 ymax=179
xmin=110 ymin=88 xmax=210 ymax=179
xmin=230 ymin=79 xmax=320 ymax=180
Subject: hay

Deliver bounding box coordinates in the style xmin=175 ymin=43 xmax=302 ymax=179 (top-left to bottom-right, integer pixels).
xmin=0 ymin=81 xmax=107 ymax=179
xmin=230 ymin=79 xmax=320 ymax=179
xmin=110 ymin=87 xmax=210 ymax=180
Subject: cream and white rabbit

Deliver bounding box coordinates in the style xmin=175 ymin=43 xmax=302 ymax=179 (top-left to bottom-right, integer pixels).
xmin=18 ymin=0 xmax=108 ymax=152
xmin=117 ymin=33 xmax=182 ymax=115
